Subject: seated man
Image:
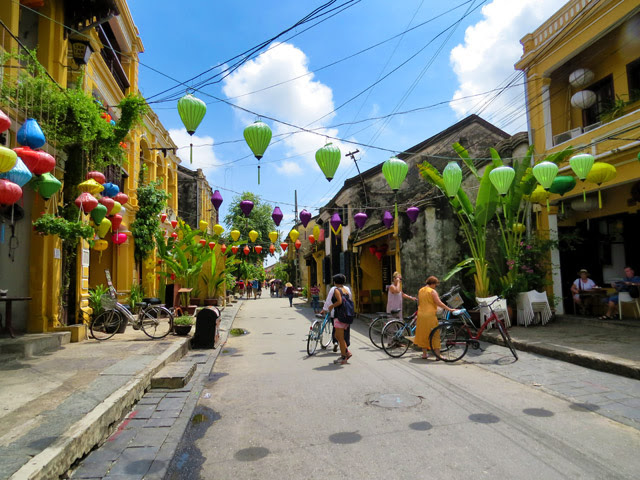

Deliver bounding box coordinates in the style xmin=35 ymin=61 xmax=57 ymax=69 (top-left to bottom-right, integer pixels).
xmin=601 ymin=266 xmax=640 ymax=319
xmin=570 ymin=269 xmax=597 ymax=314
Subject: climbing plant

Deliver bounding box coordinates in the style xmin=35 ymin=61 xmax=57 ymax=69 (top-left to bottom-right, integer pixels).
xmin=131 ymin=180 xmax=170 ymax=261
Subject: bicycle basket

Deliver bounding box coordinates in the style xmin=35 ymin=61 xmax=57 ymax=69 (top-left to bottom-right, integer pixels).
xmin=447 ymin=293 xmax=464 ymax=308
xmin=101 ymin=294 xmax=117 ymax=310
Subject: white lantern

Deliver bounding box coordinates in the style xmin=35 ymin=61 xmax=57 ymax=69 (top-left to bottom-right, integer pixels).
xmin=569 ymin=68 xmax=595 ymax=89
xmin=571 ymin=197 xmax=598 ymax=212
xmin=571 ymin=90 xmax=596 ymax=109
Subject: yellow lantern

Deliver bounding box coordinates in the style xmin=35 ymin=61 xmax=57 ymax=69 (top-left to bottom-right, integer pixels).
xmin=269 ymin=231 xmax=278 ymax=243
xmin=199 ymin=220 xmax=209 ymax=231
xmin=230 ymin=229 xmax=241 ymax=242
xmin=528 ymin=185 xmax=550 ymax=205
xmin=586 ymin=162 xmax=616 ymax=208
xmin=213 ymin=224 xmax=224 ymax=236
xmin=78 ymin=179 xmax=104 ymax=195
xmin=512 ymin=223 xmax=526 ymax=234
xmin=313 ymin=225 xmax=320 ymax=239
xmin=289 ymin=229 xmax=299 ymax=243
xmin=110 ymin=201 xmax=122 ymax=216
xmin=92 ymin=239 xmax=108 ymax=251
xmin=249 ymin=230 xmax=259 ymax=243
xmin=96 ymin=217 xmax=112 ymax=238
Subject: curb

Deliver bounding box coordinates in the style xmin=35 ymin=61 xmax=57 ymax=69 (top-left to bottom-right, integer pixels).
xmin=481 ymin=332 xmax=640 ymax=380
xmin=10 ymin=337 xmax=190 ymax=480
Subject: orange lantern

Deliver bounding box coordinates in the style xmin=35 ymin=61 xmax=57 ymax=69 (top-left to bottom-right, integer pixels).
xmin=308 ymin=234 xmax=315 ymax=244
xmin=294 ymin=239 xmax=301 ymax=250
xmin=231 ymin=245 xmax=239 ymax=254
xmin=255 ymin=245 xmax=263 ymax=254
xmin=243 ymin=245 xmax=250 ymax=255
xmin=269 ymin=244 xmax=275 ymax=254
xmin=280 ymin=242 xmax=288 ymax=252
xmin=220 ymin=244 xmax=227 ymax=254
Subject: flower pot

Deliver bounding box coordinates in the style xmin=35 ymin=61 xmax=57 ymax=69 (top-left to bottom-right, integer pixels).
xmin=173 ymin=324 xmax=192 ymax=336
xmin=204 ymin=298 xmax=218 ymax=306
xmin=186 ymin=305 xmax=197 ymax=315
xmin=191 ymin=298 xmax=202 ymax=306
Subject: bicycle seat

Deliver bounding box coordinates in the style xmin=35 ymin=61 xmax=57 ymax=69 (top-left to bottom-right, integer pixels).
xmin=142 ymin=297 xmax=161 ymax=305
xmin=137 ymin=302 xmax=148 ymax=309
xmin=390 ymin=308 xmax=401 ymax=315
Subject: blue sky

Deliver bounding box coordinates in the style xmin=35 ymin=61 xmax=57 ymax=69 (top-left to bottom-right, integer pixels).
xmin=128 ymin=0 xmax=564 ymax=239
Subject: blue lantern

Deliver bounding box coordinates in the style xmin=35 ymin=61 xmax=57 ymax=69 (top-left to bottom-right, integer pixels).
xmin=102 ymin=182 xmax=120 ymax=197
xmin=17 ymin=118 xmax=46 ymax=149
xmin=0 ymin=157 xmax=32 ymax=187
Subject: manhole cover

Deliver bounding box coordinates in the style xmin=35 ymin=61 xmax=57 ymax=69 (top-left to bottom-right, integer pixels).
xmin=365 ymin=393 xmax=422 ymax=409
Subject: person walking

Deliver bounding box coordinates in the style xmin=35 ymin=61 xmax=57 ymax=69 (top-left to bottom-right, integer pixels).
xmin=387 ymin=272 xmax=416 ymax=318
xmin=285 ymin=282 xmax=294 ymax=307
xmin=322 ymin=274 xmax=353 ymax=365
xmin=252 ymin=279 xmax=260 ymax=299
xmin=310 ymin=283 xmax=321 ymax=314
xmin=413 ymin=276 xmax=455 ymax=360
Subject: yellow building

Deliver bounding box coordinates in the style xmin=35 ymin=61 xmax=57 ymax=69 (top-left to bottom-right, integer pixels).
xmin=516 ymin=0 xmax=640 ymax=314
xmin=0 ymin=1 xmax=183 ymax=336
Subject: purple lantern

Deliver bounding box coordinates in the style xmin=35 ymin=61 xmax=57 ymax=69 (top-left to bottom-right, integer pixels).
xmin=272 ymin=206 xmax=283 ymax=226
xmin=299 ymin=209 xmax=311 ymax=228
xmin=330 ymin=212 xmax=342 ymax=234
xmin=406 ymin=206 xmax=420 ymax=223
xmin=354 ymin=212 xmax=368 ymax=229
xmin=382 ymin=210 xmax=394 ymax=229
xmin=240 ymin=200 xmax=254 ymax=218
xmin=210 ymin=190 xmax=223 ymax=211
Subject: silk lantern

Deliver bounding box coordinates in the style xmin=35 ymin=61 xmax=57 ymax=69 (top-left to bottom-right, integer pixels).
xmin=289 ymin=229 xmax=299 ymax=243
xmin=75 ymin=192 xmax=98 ymax=213
xmin=512 ymin=223 xmax=526 ymax=234
xmin=211 ymin=190 xmax=223 ymax=211
xmin=199 ymin=239 xmax=207 ymax=246
xmin=231 ymin=245 xmax=239 ymax=255
xmin=255 ymin=245 xmax=263 ymax=254
xmin=330 ymin=213 xmax=342 ymax=235
xmin=318 ymin=228 xmax=325 ymax=242
xmin=406 ymin=206 xmax=419 ymax=223
xmin=87 ymin=171 xmax=105 ymax=184
xmin=230 ymin=230 xmax=241 ymax=242
xmin=78 ymin=179 xmax=104 ymax=195
xmin=208 ymin=242 xmax=216 ymax=250
xmin=109 ymin=214 xmax=123 ymax=231
xmin=0 ymin=157 xmax=32 ymax=187
xmin=354 ymin=212 xmax=368 ymax=229
xmin=294 ymin=239 xmax=301 ymax=250
xmin=92 ymin=239 xmax=108 ymax=252
xmin=110 ymin=201 xmax=122 ymax=216
xmin=382 ymin=210 xmax=394 ymax=229
xmin=32 ymin=151 xmax=56 ymax=175
xmin=171 ymin=232 xmax=178 ymax=239
xmin=315 ymin=142 xmax=340 ymax=182
xmin=383 ymin=156 xmax=408 ymax=220
xmin=489 ymin=166 xmax=515 ymax=196
xmin=112 ymin=232 xmax=127 ymax=245
xmin=549 ymin=176 xmax=576 ymax=213
xmin=442 ymin=162 xmax=462 ymax=198
xmin=170 ymin=220 xmax=178 ymax=229
xmin=97 ymin=217 xmax=112 ymax=238
xmin=313 ymin=224 xmax=320 ymax=239
xmin=249 ymin=230 xmax=259 ymax=243
xmin=100 ymin=197 xmax=115 ymax=214
xmin=532 ymin=161 xmax=558 ymax=210
xmin=308 ymin=234 xmax=315 ymax=244
xmin=12 ymin=147 xmax=37 ymax=174
xmin=0 ymin=179 xmax=21 ymax=205
xmin=368 ymin=245 xmax=377 ymax=255
xmin=33 ymin=172 xmax=61 ymax=200
xmin=280 ymin=242 xmax=288 ymax=252
xmin=0 ymin=146 xmax=17 ymax=173
xmin=586 ymin=162 xmax=616 ymax=208
xmin=243 ymin=245 xmax=250 ymax=255
xmin=240 ymin=200 xmax=254 ymax=217
xmin=272 ymin=206 xmax=283 ymax=226
xmin=244 ymin=120 xmax=272 ymax=183
xmin=300 ymin=209 xmax=311 ymax=237
xmin=178 ymin=93 xmax=207 ymax=164
xmin=569 ymin=153 xmax=594 ymax=201
xmin=160 ymin=213 xmax=167 ymax=223
xmin=199 ymin=220 xmax=209 ymax=231
xmin=102 ymin=182 xmax=119 ymax=197
xmin=0 ymin=109 xmax=11 ymax=133
xmin=269 ymin=244 xmax=275 ymax=254
xmin=220 ymin=244 xmax=227 ymax=254
xmin=17 ymin=118 xmax=46 ymax=149
xmin=269 ymin=231 xmax=278 ymax=243
xmin=213 ymin=224 xmax=224 ymax=236
xmin=114 ymin=192 xmax=129 ymax=205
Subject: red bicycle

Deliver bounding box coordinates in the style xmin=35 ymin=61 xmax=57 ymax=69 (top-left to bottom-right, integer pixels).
xmin=429 ymin=296 xmax=518 ymax=362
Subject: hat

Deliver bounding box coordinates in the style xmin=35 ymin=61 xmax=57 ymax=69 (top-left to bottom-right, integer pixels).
xmin=578 ymin=269 xmax=590 ymax=275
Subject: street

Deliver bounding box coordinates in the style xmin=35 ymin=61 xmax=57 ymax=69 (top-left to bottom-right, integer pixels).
xmin=166 ymin=295 xmax=640 ymax=479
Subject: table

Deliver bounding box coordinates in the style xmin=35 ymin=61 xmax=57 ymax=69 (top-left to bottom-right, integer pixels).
xmin=578 ymin=288 xmax=608 ymax=315
xmin=0 ymin=296 xmax=32 ymax=338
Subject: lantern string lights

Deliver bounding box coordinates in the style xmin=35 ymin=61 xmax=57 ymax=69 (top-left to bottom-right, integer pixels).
xmin=177 ymin=93 xmax=207 ymax=164
xmin=243 ymin=120 xmax=272 ymax=184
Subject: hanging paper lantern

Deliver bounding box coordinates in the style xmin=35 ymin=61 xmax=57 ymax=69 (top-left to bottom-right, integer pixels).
xmin=78 ymin=179 xmax=104 ymax=195
xmin=249 ymin=230 xmax=259 ymax=243
xmin=255 ymin=245 xmax=263 ymax=254
xmin=100 ymin=196 xmax=115 ymax=214
xmin=114 ymin=192 xmax=129 ymax=205
xmin=97 ymin=217 xmax=112 ymax=238
xmin=12 ymin=147 xmax=39 ymax=174
xmin=528 ymin=185 xmax=551 ymax=205
xmin=109 ymin=214 xmax=123 ymax=231
xmin=299 ymin=209 xmax=312 ymax=228
xmin=294 ymin=239 xmax=301 ymax=250
xmin=313 ymin=224 xmax=320 ymax=239
xmin=178 ymin=93 xmax=207 ymax=164
xmin=532 ymin=161 xmax=558 ymax=190
xmin=90 ymin=203 xmax=108 ymax=225
xmin=92 ymin=239 xmax=108 ymax=252
xmin=269 ymin=244 xmax=275 ymax=254
xmin=382 ymin=157 xmax=408 ymax=193
xmin=308 ymin=234 xmax=315 ymax=244
xmin=280 ymin=242 xmax=288 ymax=252
xmin=549 ymin=176 xmax=577 ymax=214
xmin=240 ymin=200 xmax=254 ymax=217
xmin=318 ymin=228 xmax=325 ymax=242
xmin=199 ymin=239 xmax=207 ymax=246
xmin=569 ymin=153 xmax=594 ymax=201
xmin=244 ymin=120 xmax=272 ymax=183
xmin=315 ymin=143 xmax=341 ymax=181
xmin=489 ymin=166 xmax=516 ymax=196
xmin=382 ymin=210 xmax=394 ymax=229
xmin=354 ymin=212 xmax=368 ymax=229
xmin=208 ymin=242 xmax=216 ymax=250
xmin=0 ymin=179 xmax=22 ymax=205
xmin=75 ymin=192 xmax=98 ymax=213
xmin=272 ymin=206 xmax=283 ymax=226
xmin=87 ymin=171 xmax=105 ymax=184
xmin=289 ymin=229 xmax=299 ymax=242
xmin=330 ymin=213 xmax=342 ymax=235
xmin=199 ymin=220 xmax=209 ymax=231
xmin=0 ymin=109 xmax=11 ymax=133
xmin=210 ymin=190 xmax=223 ymax=211
xmin=230 ymin=229 xmax=241 ymax=242
xmin=33 ymin=172 xmax=61 ymax=200
xmin=0 ymin=157 xmax=32 ymax=187
xmin=17 ymin=118 xmax=46 ymax=149
xmin=100 ymin=112 xmax=111 ymax=122
xmin=160 ymin=213 xmax=167 ymax=223
xmin=269 ymin=231 xmax=278 ymax=243
xmin=375 ymin=251 xmax=384 ymax=261
xmin=170 ymin=273 xmax=176 ymax=281
xmin=112 ymin=232 xmax=127 ymax=245
xmin=32 ymin=151 xmax=55 ymax=175
xmin=102 ymin=182 xmax=120 ymax=197
xmin=243 ymin=245 xmax=250 ymax=255
xmin=368 ymin=245 xmax=377 ymax=256
xmin=213 ymin=224 xmax=224 ymax=236
xmin=0 ymin=146 xmax=17 ymax=173
xmin=442 ymin=162 xmax=462 ymax=198
xmin=220 ymin=244 xmax=227 ymax=254
xmin=587 ymin=162 xmax=617 ymax=209
xmin=109 ymin=201 xmax=122 ymax=216
xmin=512 ymin=223 xmax=526 ymax=234
xmin=171 ymin=232 xmax=178 ymax=239
xmin=110 ymin=120 xmax=116 ymax=127
xmin=170 ymin=219 xmax=178 ymax=229
xmin=231 ymin=245 xmax=239 ymax=255
xmin=406 ymin=206 xmax=420 ymax=223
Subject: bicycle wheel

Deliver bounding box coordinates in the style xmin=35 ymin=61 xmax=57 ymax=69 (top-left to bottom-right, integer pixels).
xmin=431 ymin=323 xmax=468 ymax=362
xmin=307 ymin=320 xmax=321 ymax=356
xmin=368 ymin=316 xmax=387 ymax=349
xmin=91 ymin=310 xmax=123 ymax=341
xmin=381 ymin=320 xmax=411 ymax=358
xmin=140 ymin=306 xmax=173 ymax=339
xmin=497 ymin=322 xmax=518 ymax=361
xmin=320 ymin=319 xmax=333 ymax=349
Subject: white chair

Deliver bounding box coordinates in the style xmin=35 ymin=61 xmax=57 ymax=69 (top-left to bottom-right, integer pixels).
xmin=476 ymin=295 xmax=510 ymax=329
xmin=517 ymin=290 xmax=552 ymax=326
xmin=618 ymin=291 xmax=640 ymax=319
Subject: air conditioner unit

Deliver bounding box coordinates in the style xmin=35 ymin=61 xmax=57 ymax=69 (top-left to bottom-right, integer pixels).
xmin=583 ymin=121 xmax=602 ymax=133
xmin=553 ymin=127 xmax=583 ymax=146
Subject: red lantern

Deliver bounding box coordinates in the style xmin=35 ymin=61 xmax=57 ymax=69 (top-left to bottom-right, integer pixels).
xmin=170 ymin=273 xmax=176 ymax=280
xmin=13 ymin=147 xmax=40 ymax=174
xmin=171 ymin=220 xmax=178 ymax=229
xmin=231 ymin=245 xmax=239 ymax=254
xmin=0 ymin=179 xmax=22 ymax=205
xmin=255 ymin=245 xmax=263 ymax=254
xmin=375 ymin=251 xmax=383 ymax=261
xmin=160 ymin=213 xmax=167 ymax=223
xmin=308 ymin=234 xmax=315 ymax=244
xmin=208 ymin=242 xmax=215 ymax=250
xmin=269 ymin=244 xmax=275 ymax=254
xmin=171 ymin=232 xmax=178 ymax=239
xmin=220 ymin=244 xmax=227 ymax=254
xmin=368 ymin=245 xmax=377 ymax=255
xmin=87 ymin=171 xmax=106 ymax=184
xmin=157 ymin=259 xmax=163 ymax=265
xmin=280 ymin=242 xmax=288 ymax=252
xmin=243 ymin=245 xmax=250 ymax=255
xmin=109 ymin=214 xmax=123 ymax=231
xmin=199 ymin=239 xmax=206 ymax=246
xmin=99 ymin=197 xmax=115 ymax=214
xmin=74 ymin=192 xmax=98 ymax=213
xmin=114 ymin=192 xmax=129 ymax=205
xmin=0 ymin=109 xmax=11 ymax=133
xmin=294 ymin=239 xmax=301 ymax=250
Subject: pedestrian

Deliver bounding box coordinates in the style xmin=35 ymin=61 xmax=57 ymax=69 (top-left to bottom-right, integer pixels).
xmin=413 ymin=276 xmax=455 ymax=360
xmin=285 ymin=282 xmax=294 ymax=307
xmin=278 ymin=281 xmax=284 ymax=298
xmin=387 ymin=272 xmax=416 ymax=318
xmin=252 ymin=278 xmax=260 ymax=299
xmin=321 ymin=274 xmax=353 ymax=365
xmin=310 ymin=283 xmax=321 ymax=314
xmin=237 ymin=280 xmax=244 ymax=298
xmin=246 ymin=278 xmax=252 ymax=299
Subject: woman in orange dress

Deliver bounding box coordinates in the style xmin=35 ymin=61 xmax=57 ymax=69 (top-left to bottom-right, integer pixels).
xmin=414 ymin=276 xmax=455 ymax=359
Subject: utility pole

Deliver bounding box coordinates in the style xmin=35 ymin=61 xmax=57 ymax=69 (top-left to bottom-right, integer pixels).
xmin=345 ymin=149 xmax=368 ymax=206
xmin=294 ymin=190 xmax=301 ymax=286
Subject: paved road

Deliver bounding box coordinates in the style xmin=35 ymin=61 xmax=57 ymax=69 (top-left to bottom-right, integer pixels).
xmin=167 ymin=295 xmax=640 ymax=479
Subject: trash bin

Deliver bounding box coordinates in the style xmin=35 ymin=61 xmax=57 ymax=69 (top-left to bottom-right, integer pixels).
xmin=191 ymin=306 xmax=221 ymax=349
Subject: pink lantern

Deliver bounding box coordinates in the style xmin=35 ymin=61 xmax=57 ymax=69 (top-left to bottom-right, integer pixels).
xmin=74 ymin=192 xmax=98 ymax=213
xmin=318 ymin=229 xmax=325 ymax=242
xmin=87 ymin=171 xmax=106 ymax=184
xmin=109 ymin=214 xmax=123 ymax=231
xmin=112 ymin=232 xmax=127 ymax=245
xmin=114 ymin=192 xmax=129 ymax=205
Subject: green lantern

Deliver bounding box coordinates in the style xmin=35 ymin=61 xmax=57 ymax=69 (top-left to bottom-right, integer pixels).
xmin=549 ymin=175 xmax=576 ymax=213
xmin=382 ymin=156 xmax=408 ymax=192
xmin=177 ymin=93 xmax=207 ymax=164
xmin=442 ymin=161 xmax=462 ymax=198
xmin=315 ymin=143 xmax=341 ymax=182
xmin=32 ymin=172 xmax=62 ymax=200
xmin=569 ymin=153 xmax=595 ymax=201
xmin=243 ymin=120 xmax=272 ymax=184
xmin=489 ymin=166 xmax=515 ymax=196
xmin=532 ymin=161 xmax=558 ymax=211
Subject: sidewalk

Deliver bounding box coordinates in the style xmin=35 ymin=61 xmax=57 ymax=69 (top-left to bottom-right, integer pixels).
xmin=0 ymin=301 xmax=241 ymax=480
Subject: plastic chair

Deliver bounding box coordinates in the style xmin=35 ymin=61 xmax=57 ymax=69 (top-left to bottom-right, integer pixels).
xmin=476 ymin=295 xmax=510 ymax=329
xmin=618 ymin=291 xmax=640 ymax=319
xmin=370 ymin=289 xmax=384 ymax=313
xmin=517 ymin=290 xmax=552 ymax=326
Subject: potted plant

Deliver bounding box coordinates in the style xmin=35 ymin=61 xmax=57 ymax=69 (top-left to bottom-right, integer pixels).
xmin=88 ymin=284 xmax=109 ymax=320
xmin=173 ymin=315 xmax=194 ymax=335
xmin=191 ymin=286 xmax=202 ymax=306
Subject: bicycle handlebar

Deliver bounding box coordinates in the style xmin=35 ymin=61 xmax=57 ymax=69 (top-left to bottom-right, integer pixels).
xmin=477 ymin=296 xmax=504 ymax=309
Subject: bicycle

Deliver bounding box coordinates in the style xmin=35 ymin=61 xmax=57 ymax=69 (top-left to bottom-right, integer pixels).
xmin=90 ymin=279 xmax=174 ymax=341
xmin=307 ymin=312 xmax=334 ymax=356
xmin=368 ymin=308 xmax=402 ymax=349
xmin=429 ymin=296 xmax=518 ymax=362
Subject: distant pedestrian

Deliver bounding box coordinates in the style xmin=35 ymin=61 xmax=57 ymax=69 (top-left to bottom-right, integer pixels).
xmin=321 ymin=274 xmax=353 ymax=365
xmin=285 ymin=282 xmax=294 ymax=307
xmin=252 ymin=279 xmax=260 ymax=299
xmin=310 ymin=283 xmax=320 ymax=314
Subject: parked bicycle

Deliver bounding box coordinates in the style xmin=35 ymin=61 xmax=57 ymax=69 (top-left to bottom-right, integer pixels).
xmin=429 ymin=296 xmax=518 ymax=362
xmin=369 ymin=308 xmax=407 ymax=349
xmin=307 ymin=312 xmax=334 ymax=355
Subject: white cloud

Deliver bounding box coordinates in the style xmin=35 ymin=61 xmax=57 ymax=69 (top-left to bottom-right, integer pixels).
xmin=449 ymin=0 xmax=564 ymax=132
xmin=222 ymin=42 xmax=349 ymax=177
xmin=168 ymin=128 xmax=220 ymax=174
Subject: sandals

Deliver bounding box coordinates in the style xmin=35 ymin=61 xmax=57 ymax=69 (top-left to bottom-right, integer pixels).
xmin=599 ymin=315 xmax=613 ymax=320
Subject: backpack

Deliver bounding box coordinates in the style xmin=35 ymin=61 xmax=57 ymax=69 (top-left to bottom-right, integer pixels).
xmin=629 ymin=285 xmax=640 ymax=299
xmin=334 ymin=289 xmax=355 ymax=324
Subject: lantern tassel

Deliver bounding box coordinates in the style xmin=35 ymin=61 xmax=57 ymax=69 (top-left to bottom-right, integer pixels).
xmin=190 ymin=142 xmax=193 ymax=164
xmin=258 ymin=165 xmax=260 ymax=185
xmin=546 ymin=198 xmax=550 ymax=212
xmin=598 ymin=190 xmax=602 ymax=209
xmin=561 ymin=201 xmax=564 ymax=214
xmin=582 ymin=186 xmax=586 ymax=202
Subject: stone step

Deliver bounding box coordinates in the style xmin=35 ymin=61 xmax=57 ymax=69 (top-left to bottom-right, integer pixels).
xmin=0 ymin=332 xmax=71 ymax=358
xmin=150 ymin=361 xmax=196 ymax=389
